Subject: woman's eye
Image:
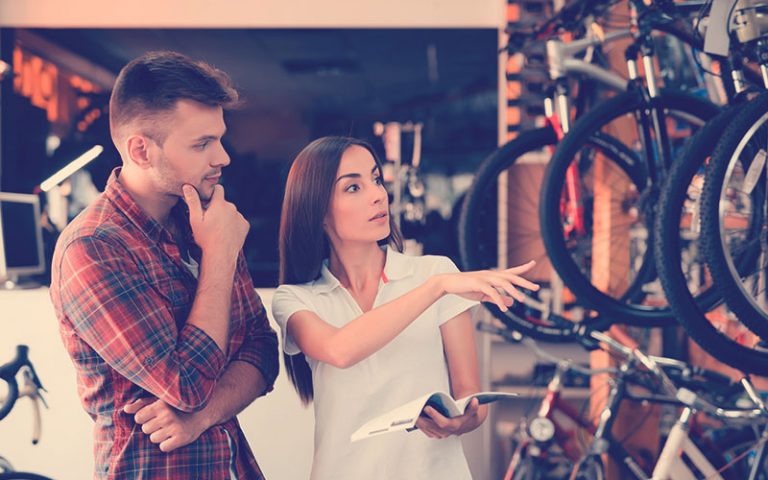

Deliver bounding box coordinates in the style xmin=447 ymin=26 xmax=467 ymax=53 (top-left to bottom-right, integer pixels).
xmin=346 ymin=184 xmax=360 ymax=193
xmin=374 ymin=176 xmax=383 ymax=185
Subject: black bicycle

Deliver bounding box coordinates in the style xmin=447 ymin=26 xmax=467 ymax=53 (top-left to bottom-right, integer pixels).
xmin=460 ymin=0 xmax=728 ymax=340
xmin=0 ymin=346 xmax=52 ymax=480
xmin=655 ymin=1 xmax=768 ymax=375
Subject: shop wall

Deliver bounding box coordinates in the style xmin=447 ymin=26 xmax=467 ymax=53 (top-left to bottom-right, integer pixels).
xmin=0 ymin=0 xmax=505 ymax=29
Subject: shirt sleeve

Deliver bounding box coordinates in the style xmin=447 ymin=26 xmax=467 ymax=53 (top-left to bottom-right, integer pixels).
xmin=430 ymin=256 xmax=479 ymax=326
xmin=271 ymin=285 xmax=312 ymax=356
xmin=228 ymin=253 xmax=280 ymax=393
xmin=56 ymin=235 xmax=226 ymax=413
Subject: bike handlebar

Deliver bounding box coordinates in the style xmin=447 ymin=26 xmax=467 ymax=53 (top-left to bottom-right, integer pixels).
xmin=504 ymin=0 xmax=710 ymax=55
xmin=677 ymin=378 xmax=768 ymax=421
xmin=0 ymin=345 xmax=47 ymax=443
xmin=480 ymin=321 xmax=741 ymax=402
xmin=19 ymin=368 xmax=45 ymax=445
xmin=0 ymin=345 xmax=29 ymax=421
xmin=504 ymin=0 xmax=622 ymax=52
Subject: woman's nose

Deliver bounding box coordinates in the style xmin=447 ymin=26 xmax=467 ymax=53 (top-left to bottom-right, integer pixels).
xmin=372 ymin=186 xmax=387 ymax=205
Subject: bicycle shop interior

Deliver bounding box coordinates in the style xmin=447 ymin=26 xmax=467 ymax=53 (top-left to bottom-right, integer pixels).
xmin=1 ymin=1 xmax=768 ymax=479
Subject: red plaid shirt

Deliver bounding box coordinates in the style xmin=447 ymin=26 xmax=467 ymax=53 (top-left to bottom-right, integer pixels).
xmin=50 ymin=168 xmax=279 ymax=479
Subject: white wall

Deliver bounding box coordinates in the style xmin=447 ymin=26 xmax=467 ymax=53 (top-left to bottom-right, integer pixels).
xmin=0 ymin=288 xmax=316 ymax=479
xmin=0 ymin=0 xmax=505 ymax=28
xmin=0 ymin=2 xmax=503 ymax=477
xmin=0 ymin=288 xmax=490 ymax=479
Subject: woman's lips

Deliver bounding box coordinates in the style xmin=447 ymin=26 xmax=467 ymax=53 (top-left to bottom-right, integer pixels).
xmin=369 ymin=211 xmax=388 ymax=222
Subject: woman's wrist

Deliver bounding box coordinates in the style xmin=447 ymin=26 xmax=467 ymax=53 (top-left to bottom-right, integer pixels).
xmin=426 ymin=274 xmax=446 ymax=299
xmin=457 ymin=407 xmax=486 ymax=435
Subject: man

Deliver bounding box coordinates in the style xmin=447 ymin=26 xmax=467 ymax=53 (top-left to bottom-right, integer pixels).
xmin=50 ymin=51 xmax=279 ymax=479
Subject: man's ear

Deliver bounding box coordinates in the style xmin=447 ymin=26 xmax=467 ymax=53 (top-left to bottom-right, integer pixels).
xmin=125 ymin=135 xmax=153 ymax=169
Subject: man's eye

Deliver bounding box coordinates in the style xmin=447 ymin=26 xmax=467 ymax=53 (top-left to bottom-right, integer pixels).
xmin=194 ymin=142 xmax=209 ymax=150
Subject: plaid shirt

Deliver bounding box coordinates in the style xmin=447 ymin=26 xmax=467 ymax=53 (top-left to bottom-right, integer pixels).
xmin=50 ymin=168 xmax=279 ymax=479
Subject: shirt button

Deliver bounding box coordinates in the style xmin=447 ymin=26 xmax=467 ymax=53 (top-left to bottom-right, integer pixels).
xmin=143 ymin=356 xmax=155 ymax=366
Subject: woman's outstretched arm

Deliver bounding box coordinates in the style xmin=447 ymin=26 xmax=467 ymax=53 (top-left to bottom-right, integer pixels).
xmin=283 ymin=262 xmax=537 ymax=369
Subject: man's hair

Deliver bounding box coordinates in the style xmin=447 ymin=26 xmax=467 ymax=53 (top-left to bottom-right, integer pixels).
xmin=109 ymin=50 xmax=239 ymax=146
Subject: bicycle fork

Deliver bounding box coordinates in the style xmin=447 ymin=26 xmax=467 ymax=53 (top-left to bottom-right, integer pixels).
xmin=651 ymin=407 xmax=722 ymax=480
xmin=546 ymin=82 xmax=587 ymax=239
xmin=586 ymin=373 xmax=649 ymax=479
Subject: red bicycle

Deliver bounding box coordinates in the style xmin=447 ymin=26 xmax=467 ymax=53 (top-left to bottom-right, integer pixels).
xmin=479 ymin=323 xmax=760 ymax=480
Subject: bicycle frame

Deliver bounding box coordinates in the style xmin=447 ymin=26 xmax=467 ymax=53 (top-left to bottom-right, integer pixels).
xmin=498 ymin=24 xmax=632 ymax=308
xmin=503 ymin=350 xmax=717 ymax=480
xmin=486 ymin=322 xmax=767 ymax=479
xmin=576 ymin=360 xmax=671 ymax=478
xmin=504 ymin=363 xmax=597 ymax=480
xmin=543 ymin=0 xmax=739 ymax=243
xmin=542 ymin=16 xmax=676 ymax=241
xmin=653 ymin=408 xmax=725 ymax=479
xmin=652 ymin=394 xmax=768 ymax=479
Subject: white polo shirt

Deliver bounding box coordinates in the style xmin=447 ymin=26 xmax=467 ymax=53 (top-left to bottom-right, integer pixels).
xmin=272 ymin=247 xmax=478 ymax=480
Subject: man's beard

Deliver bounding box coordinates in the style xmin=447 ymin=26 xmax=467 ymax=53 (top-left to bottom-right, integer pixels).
xmin=154 ymin=153 xmax=210 ymax=201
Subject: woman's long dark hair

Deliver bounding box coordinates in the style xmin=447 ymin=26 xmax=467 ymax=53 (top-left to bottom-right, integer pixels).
xmin=278 ymin=136 xmax=403 ymax=404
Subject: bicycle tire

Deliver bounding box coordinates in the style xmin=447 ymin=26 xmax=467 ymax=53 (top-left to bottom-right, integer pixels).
xmin=569 ymin=454 xmax=605 ymax=480
xmin=459 ymin=127 xmax=557 ymax=273
xmin=458 ymin=126 xmax=612 ymax=340
xmin=0 ymin=473 xmax=54 ymax=480
xmin=508 ymin=452 xmax=543 ymax=480
xmin=657 ymin=102 xmax=768 ymax=375
xmin=505 ymin=441 xmax=573 ymax=480
xmin=655 ymin=106 xmax=743 ymax=318
xmin=459 ymin=127 xmax=574 ymax=341
xmin=0 ymin=377 xmax=19 ymax=422
xmin=712 ymin=426 xmax=768 ymax=480
xmin=654 ymin=102 xmax=768 ymax=374
xmin=701 ymin=90 xmax=768 ymax=341
xmin=539 ymin=89 xmax=719 ymax=326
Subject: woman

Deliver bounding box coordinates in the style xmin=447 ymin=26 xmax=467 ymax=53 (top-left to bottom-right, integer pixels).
xmin=272 ymin=136 xmax=537 ymax=479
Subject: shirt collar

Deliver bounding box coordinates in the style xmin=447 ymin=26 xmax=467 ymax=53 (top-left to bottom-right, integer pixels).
xmin=311 ymin=245 xmax=415 ymax=294
xmin=104 ymin=167 xmax=191 ymax=245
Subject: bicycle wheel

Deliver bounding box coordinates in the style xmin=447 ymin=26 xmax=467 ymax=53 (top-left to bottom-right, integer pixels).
xmin=505 ymin=442 xmax=573 ymax=480
xmin=507 ymin=450 xmax=542 ymax=480
xmin=460 ymin=127 xmax=557 ymax=274
xmin=0 ymin=377 xmax=19 ymax=422
xmin=655 ymin=101 xmax=768 ymax=374
xmin=0 ymin=473 xmax=55 ymax=480
xmin=714 ymin=427 xmax=768 ymax=480
xmin=701 ymin=90 xmax=768 ymax=341
xmin=458 ymin=126 xmax=606 ymax=341
xmin=539 ymin=89 xmax=719 ymax=326
xmin=655 ymin=106 xmax=745 ymax=317
xmin=690 ymin=425 xmax=768 ymax=480
xmin=569 ymin=454 xmax=605 ymax=480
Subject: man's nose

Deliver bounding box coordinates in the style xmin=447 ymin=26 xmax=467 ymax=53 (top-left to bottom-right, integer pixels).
xmin=213 ymin=146 xmax=230 ymax=168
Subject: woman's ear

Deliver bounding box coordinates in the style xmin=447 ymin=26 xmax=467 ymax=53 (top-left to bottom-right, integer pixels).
xmin=322 ymin=215 xmax=336 ymax=240
xmin=322 ymin=211 xmax=330 ymax=230
xmin=125 ymin=135 xmax=153 ymax=169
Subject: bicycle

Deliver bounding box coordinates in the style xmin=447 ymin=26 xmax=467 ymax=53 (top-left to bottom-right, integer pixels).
xmin=649 ymin=381 xmax=768 ymax=479
xmin=0 ymin=346 xmax=52 ymax=480
xmin=566 ymin=329 xmax=768 ymax=479
xmin=373 ymin=120 xmax=426 ymax=230
xmin=535 ymin=0 xmax=740 ymax=328
xmin=479 ymin=322 xmax=762 ymax=479
xmin=655 ymin=0 xmax=768 ymax=375
xmin=459 ymin=0 xmax=733 ymax=341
